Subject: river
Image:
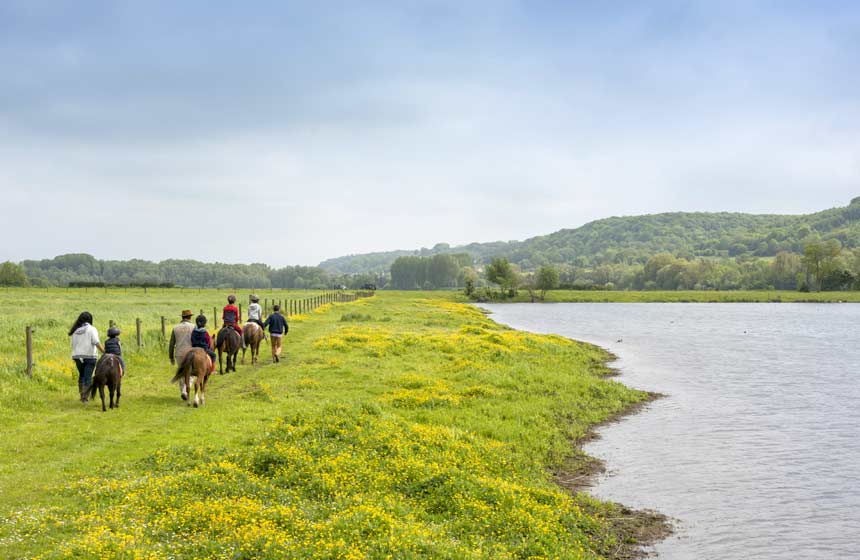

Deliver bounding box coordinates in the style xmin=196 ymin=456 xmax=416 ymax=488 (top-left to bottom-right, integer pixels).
xmin=480 ymin=303 xmax=860 ymax=559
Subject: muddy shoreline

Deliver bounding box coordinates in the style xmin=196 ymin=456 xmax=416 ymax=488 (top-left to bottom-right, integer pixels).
xmin=478 ymin=304 xmax=673 ymax=558
xmin=553 ymin=391 xmax=672 ymax=559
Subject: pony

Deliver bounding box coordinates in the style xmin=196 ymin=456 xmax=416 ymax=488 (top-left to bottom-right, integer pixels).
xmin=90 ymin=354 xmax=122 ymax=412
xmin=171 ymin=348 xmax=212 ymax=407
xmin=242 ymin=322 xmax=264 ymax=365
xmin=215 ymin=326 xmax=242 ymax=375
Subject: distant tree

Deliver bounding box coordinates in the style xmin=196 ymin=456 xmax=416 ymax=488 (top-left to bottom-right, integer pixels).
xmin=428 ymin=254 xmax=460 ymax=288
xmin=803 ymin=240 xmax=842 ymax=291
xmin=486 ymin=257 xmax=519 ymax=297
xmin=461 ymin=267 xmax=479 ymax=297
xmin=535 ymin=265 xmax=559 ymax=299
xmin=770 ymin=251 xmax=803 ymax=290
xmin=0 ymin=261 xmax=29 ymax=286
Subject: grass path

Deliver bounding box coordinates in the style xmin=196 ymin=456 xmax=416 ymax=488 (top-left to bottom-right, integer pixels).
xmin=0 ymin=291 xmax=326 ymax=508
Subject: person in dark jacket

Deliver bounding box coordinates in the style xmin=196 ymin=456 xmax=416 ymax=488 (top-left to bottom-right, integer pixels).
xmin=262 ymin=304 xmax=289 ymax=362
xmin=104 ymin=326 xmax=126 ymax=376
xmin=190 ymin=315 xmax=217 ymax=373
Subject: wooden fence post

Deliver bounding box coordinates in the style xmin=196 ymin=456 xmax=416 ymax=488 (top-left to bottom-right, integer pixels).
xmin=136 ymin=318 xmax=142 ymax=349
xmin=239 ymin=303 xmax=243 ymax=322
xmin=161 ymin=316 xmax=167 ymax=340
xmin=109 ymin=320 xmax=115 ymax=328
xmin=214 ymin=307 xmax=219 ymax=328
xmin=26 ymin=326 xmax=33 ymax=378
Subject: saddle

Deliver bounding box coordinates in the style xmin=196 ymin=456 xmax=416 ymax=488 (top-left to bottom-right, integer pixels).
xmin=215 ymin=325 xmax=239 ymax=347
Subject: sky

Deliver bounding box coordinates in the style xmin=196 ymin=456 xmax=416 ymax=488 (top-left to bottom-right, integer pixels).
xmin=1 ymin=0 xmax=859 ymax=266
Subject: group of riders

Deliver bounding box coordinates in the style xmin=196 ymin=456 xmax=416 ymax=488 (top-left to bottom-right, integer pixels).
xmin=69 ymin=294 xmax=289 ymax=403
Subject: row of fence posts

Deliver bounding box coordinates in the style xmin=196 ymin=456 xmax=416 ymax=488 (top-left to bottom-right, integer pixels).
xmin=22 ymin=290 xmax=375 ymax=377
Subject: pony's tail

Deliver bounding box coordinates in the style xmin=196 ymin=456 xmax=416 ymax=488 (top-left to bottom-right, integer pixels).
xmin=90 ymin=382 xmax=97 ymax=399
xmin=171 ymin=357 xmax=187 ymax=384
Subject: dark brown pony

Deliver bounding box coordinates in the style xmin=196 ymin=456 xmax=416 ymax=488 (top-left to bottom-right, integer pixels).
xmin=242 ymin=322 xmax=264 ymax=365
xmin=171 ymin=348 xmax=212 ymax=407
xmin=215 ymin=326 xmax=242 ymax=374
xmin=90 ymin=354 xmax=122 ymax=412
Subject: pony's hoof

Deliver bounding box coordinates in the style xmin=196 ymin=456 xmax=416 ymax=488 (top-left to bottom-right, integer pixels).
xmin=181 ymin=393 xmax=188 ymax=401
xmin=193 ymin=402 xmax=198 ymax=408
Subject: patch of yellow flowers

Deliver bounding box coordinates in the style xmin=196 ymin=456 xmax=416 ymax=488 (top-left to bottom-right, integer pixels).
xmin=6 ymin=408 xmax=613 ymax=559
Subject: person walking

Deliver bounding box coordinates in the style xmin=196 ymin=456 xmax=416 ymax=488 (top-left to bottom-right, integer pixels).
xmin=168 ymin=309 xmax=195 ymax=400
xmin=69 ymin=311 xmax=104 ymax=403
xmin=262 ymin=304 xmax=289 ymax=363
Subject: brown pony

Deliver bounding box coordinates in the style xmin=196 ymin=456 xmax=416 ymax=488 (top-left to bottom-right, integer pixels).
xmin=215 ymin=326 xmax=242 ymax=374
xmin=90 ymin=354 xmax=122 ymax=412
xmin=242 ymin=322 xmax=264 ymax=365
xmin=171 ymin=348 xmax=212 ymax=407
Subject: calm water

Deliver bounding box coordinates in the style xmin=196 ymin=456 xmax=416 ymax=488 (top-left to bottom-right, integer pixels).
xmin=481 ymin=303 xmax=860 ymax=560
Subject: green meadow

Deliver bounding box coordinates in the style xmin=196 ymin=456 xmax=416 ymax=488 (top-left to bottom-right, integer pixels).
xmin=0 ymin=288 xmax=661 ymax=559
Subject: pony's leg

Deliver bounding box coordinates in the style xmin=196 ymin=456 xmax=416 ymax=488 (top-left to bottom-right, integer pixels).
xmin=99 ymin=385 xmax=106 ymax=412
xmin=242 ymin=345 xmax=246 ymax=365
xmin=115 ymin=381 xmax=121 ymax=408
xmin=109 ymin=383 xmax=115 ymax=409
xmin=180 ymin=377 xmax=188 ymax=400
xmin=219 ymin=350 xmax=224 ymax=375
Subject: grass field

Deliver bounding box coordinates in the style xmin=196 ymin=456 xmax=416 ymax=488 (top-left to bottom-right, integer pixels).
xmin=492 ymin=289 xmax=860 ymax=303
xmin=0 ymin=288 xmax=659 ymax=559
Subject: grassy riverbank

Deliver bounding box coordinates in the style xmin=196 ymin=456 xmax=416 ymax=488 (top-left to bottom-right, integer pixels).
xmin=491 ymin=289 xmax=860 ymax=303
xmin=0 ymin=288 xmax=664 ymax=559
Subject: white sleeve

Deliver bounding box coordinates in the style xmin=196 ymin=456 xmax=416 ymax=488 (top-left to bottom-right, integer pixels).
xmin=91 ymin=327 xmax=101 ymax=347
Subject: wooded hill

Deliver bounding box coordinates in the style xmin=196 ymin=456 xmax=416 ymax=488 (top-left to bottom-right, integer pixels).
xmin=319 ymin=198 xmax=860 ymax=273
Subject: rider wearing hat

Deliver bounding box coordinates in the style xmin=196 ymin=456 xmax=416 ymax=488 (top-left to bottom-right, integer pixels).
xmin=222 ymin=295 xmax=243 ymax=336
xmin=247 ymin=294 xmax=266 ymax=340
xmin=104 ymin=325 xmax=126 ymax=377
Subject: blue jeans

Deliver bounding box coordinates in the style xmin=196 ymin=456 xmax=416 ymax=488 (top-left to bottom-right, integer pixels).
xmin=74 ymin=358 xmax=97 ymax=400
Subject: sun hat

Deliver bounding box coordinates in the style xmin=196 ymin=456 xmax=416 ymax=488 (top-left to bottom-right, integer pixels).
xmin=181 ymin=309 xmax=193 ymax=318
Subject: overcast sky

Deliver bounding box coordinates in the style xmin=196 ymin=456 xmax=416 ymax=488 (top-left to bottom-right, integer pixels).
xmin=1 ymin=1 xmax=859 ymax=266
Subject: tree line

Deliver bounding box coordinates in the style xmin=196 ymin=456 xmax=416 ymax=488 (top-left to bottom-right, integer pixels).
xmin=0 ymin=254 xmax=388 ymax=290
xmin=469 ymin=240 xmax=860 ymax=300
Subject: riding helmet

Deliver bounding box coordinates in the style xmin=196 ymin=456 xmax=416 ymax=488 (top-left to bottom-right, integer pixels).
xmin=107 ymin=326 xmax=121 ymax=338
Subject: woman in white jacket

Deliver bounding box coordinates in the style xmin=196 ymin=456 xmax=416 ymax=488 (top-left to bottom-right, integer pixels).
xmin=69 ymin=311 xmax=104 ymax=403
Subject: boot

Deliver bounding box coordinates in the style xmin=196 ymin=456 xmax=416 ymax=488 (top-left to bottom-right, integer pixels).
xmin=79 ymin=382 xmax=90 ymax=403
